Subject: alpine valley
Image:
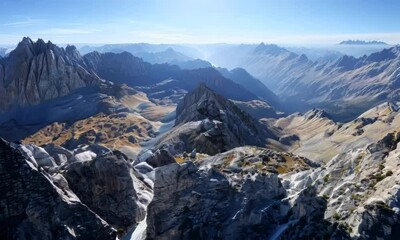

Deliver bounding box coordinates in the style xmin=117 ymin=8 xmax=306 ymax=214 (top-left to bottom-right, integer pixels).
xmin=2 ymin=35 xmax=400 ymax=240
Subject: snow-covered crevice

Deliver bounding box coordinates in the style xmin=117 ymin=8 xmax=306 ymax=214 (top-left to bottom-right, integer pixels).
xmin=121 ymin=216 xmax=148 ymax=240
xmin=137 ymin=120 xmax=175 ymax=161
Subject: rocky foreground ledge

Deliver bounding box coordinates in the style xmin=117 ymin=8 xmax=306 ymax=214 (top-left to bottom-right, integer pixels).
xmin=0 ymin=138 xmax=116 ymax=239
xmin=2 ymin=132 xmax=400 ymax=239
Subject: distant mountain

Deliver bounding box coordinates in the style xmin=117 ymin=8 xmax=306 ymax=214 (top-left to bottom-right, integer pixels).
xmin=0 ymin=48 xmax=7 ymax=57
xmin=84 ymin=51 xmax=261 ymax=103
xmin=138 ymin=47 xmax=192 ymax=64
xmin=216 ymin=67 xmax=280 ymax=106
xmin=339 ymin=40 xmax=388 ymax=45
xmin=287 ymin=46 xmax=343 ymax=62
xmin=170 ymin=58 xmax=213 ymax=69
xmin=209 ymin=42 xmax=400 ymax=120
xmin=207 ymin=44 xmax=257 ymax=69
xmin=0 ymin=37 xmax=100 ymax=111
xmin=254 ymin=42 xmax=296 ymax=57
xmin=156 ymin=83 xmax=277 ymax=155
xmin=273 ymin=45 xmax=400 ymax=120
xmin=208 ymin=43 xmax=312 ymax=91
xmin=79 ymin=43 xmax=202 ymax=59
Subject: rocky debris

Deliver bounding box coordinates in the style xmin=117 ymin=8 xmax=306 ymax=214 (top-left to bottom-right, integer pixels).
xmin=0 ymin=37 xmax=100 ymax=111
xmin=64 ymin=150 xmax=153 ymax=228
xmin=156 ymin=84 xmax=277 ymax=155
xmin=0 ymin=138 xmax=116 ymax=240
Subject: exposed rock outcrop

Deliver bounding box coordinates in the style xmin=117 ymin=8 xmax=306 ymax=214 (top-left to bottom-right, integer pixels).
xmin=0 ymin=138 xmax=115 ymax=240
xmin=280 ymin=128 xmax=400 ymax=239
xmin=64 ymin=150 xmax=153 ymax=228
xmin=146 ymin=161 xmax=288 ymax=240
xmin=144 ymin=149 xmax=176 ymax=168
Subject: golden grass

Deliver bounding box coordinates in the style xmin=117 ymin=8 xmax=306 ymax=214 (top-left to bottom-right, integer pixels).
xmin=175 ymin=157 xmax=186 ymax=164
xmin=23 ymin=113 xmax=156 ymax=150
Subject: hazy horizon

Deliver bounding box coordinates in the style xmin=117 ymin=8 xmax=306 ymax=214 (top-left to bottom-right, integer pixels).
xmin=1 ymin=0 xmax=400 ymax=45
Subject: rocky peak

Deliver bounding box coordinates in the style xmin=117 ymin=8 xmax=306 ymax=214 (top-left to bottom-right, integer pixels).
xmin=333 ymin=54 xmax=360 ymax=71
xmin=158 ymin=84 xmax=277 ymax=155
xmin=297 ymin=53 xmax=309 ymax=63
xmin=0 ymin=37 xmax=100 ymax=111
xmin=303 ymin=108 xmax=331 ymax=120
xmin=358 ymin=101 xmax=399 ymax=120
xmin=18 ymin=36 xmax=34 ymax=48
xmin=175 ymin=83 xmax=233 ymax=125
xmin=254 ymin=42 xmax=294 ymax=57
xmin=334 ymin=46 xmax=400 ymax=72
xmin=365 ymin=46 xmax=400 ymax=62
xmin=163 ymin=47 xmax=176 ymax=54
xmin=65 ymin=44 xmax=82 ymax=60
xmin=12 ymin=37 xmax=57 ymax=57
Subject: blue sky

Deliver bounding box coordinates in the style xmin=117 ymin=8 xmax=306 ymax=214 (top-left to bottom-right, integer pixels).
xmin=1 ymin=0 xmax=400 ymax=44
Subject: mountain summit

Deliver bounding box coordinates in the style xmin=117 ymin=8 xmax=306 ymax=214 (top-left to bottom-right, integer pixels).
xmin=157 ymin=83 xmax=277 ymax=155
xmin=0 ymin=37 xmax=100 ymax=111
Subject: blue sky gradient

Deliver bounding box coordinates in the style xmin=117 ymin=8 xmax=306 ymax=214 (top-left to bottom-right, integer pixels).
xmin=1 ymin=0 xmax=400 ymax=44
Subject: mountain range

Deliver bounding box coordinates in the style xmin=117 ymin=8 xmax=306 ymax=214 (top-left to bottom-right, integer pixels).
xmin=339 ymin=40 xmax=388 ymax=45
xmin=2 ymin=37 xmax=400 ymax=240
xmin=0 ymin=38 xmax=280 ymax=141
xmin=209 ymin=42 xmax=400 ymax=121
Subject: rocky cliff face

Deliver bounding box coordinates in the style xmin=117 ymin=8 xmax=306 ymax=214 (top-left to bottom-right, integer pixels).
xmin=156 ymin=84 xmax=277 ymax=155
xmin=146 ymin=161 xmax=287 ymax=240
xmin=144 ymin=147 xmax=349 ymax=240
xmin=64 ymin=150 xmax=153 ymax=228
xmin=0 ymin=37 xmax=100 ymax=111
xmin=0 ymin=138 xmax=116 ymax=240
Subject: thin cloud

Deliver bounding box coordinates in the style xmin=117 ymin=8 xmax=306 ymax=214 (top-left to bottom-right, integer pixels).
xmin=128 ymin=30 xmax=195 ymax=43
xmin=4 ymin=18 xmax=45 ymax=27
xmin=35 ymin=28 xmax=96 ymax=35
